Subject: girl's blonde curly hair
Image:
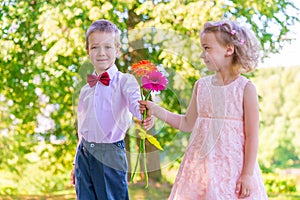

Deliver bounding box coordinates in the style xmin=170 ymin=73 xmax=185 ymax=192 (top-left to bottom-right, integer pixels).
xmin=200 ymin=20 xmax=261 ymax=73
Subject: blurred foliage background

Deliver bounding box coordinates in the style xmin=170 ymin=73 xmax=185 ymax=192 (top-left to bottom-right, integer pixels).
xmin=0 ymin=0 xmax=300 ymax=199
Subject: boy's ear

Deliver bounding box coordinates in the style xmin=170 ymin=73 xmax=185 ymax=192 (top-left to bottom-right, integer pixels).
xmin=115 ymin=48 xmax=121 ymax=58
xmin=225 ymin=44 xmax=234 ymax=56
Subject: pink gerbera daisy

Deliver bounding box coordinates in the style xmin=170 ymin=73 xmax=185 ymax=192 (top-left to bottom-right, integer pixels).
xmin=142 ymin=71 xmax=168 ymax=92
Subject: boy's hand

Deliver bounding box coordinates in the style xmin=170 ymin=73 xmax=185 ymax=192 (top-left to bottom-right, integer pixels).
xmin=138 ymin=100 xmax=155 ymax=115
xmin=70 ymin=166 xmax=75 ymax=186
xmin=143 ymin=115 xmax=155 ymax=130
xmin=235 ymin=174 xmax=252 ymax=198
xmin=139 ymin=100 xmax=156 ymax=130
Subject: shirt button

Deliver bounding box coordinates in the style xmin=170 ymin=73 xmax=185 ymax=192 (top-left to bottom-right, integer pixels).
xmin=90 ymin=144 xmax=95 ymax=148
xmin=117 ymin=143 xmax=121 ymax=147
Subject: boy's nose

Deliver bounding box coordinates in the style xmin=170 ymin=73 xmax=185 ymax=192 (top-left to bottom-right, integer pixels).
xmin=97 ymin=47 xmax=105 ymax=55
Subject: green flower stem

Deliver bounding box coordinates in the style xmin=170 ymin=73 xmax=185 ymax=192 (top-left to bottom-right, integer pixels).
xmin=142 ymin=90 xmax=151 ymax=188
xmin=143 ymin=90 xmax=151 ymax=121
xmin=142 ymin=138 xmax=148 ymax=188
xmin=140 ymin=88 xmax=144 ymax=100
xmin=130 ymin=145 xmax=141 ymax=182
xmin=131 ymin=89 xmax=151 ymax=187
xmin=130 ymin=138 xmax=148 ymax=188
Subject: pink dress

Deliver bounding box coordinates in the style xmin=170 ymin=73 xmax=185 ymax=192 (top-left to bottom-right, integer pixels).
xmin=168 ymin=75 xmax=268 ymax=200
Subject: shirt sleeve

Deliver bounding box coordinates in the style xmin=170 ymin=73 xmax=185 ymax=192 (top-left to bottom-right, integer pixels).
xmin=121 ymin=74 xmax=142 ymax=120
xmin=73 ymin=86 xmax=86 ymax=164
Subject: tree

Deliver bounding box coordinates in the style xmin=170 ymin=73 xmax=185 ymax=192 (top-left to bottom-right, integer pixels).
xmin=0 ymin=0 xmax=299 ymax=194
xmin=253 ymin=67 xmax=300 ymax=169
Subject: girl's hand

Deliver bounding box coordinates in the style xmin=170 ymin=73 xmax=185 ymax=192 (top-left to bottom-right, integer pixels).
xmin=70 ymin=166 xmax=75 ymax=186
xmin=235 ymin=174 xmax=252 ymax=198
xmin=138 ymin=100 xmax=155 ymax=115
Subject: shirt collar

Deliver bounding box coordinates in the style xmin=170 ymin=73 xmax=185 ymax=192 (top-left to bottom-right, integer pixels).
xmin=106 ymin=64 xmax=118 ymax=79
xmin=93 ymin=65 xmax=118 ymax=79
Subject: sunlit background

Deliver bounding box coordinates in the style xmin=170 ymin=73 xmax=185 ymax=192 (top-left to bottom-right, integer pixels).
xmin=0 ymin=0 xmax=300 ymax=199
xmin=261 ymin=0 xmax=300 ymax=68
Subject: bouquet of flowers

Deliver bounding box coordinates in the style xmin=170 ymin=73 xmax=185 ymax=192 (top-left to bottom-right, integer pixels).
xmin=130 ymin=60 xmax=168 ymax=188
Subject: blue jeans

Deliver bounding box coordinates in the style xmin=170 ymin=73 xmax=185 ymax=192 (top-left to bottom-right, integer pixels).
xmin=75 ymin=139 xmax=129 ymax=200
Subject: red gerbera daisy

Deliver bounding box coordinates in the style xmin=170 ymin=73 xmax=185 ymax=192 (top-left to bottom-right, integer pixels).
xmin=131 ymin=60 xmax=158 ymax=77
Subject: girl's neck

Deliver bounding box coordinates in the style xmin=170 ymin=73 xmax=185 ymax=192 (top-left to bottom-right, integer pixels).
xmin=213 ymin=70 xmax=240 ymax=86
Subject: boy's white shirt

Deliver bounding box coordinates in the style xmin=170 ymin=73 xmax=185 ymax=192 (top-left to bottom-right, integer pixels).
xmin=77 ymin=64 xmax=142 ymax=144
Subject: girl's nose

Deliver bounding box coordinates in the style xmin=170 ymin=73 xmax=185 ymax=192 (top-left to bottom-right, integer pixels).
xmin=200 ymin=51 xmax=205 ymax=58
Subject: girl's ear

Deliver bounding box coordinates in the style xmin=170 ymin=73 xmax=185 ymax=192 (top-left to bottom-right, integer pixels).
xmin=225 ymin=44 xmax=235 ymax=56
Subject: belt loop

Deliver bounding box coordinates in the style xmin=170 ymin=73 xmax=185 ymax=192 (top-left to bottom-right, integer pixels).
xmin=114 ymin=140 xmax=125 ymax=149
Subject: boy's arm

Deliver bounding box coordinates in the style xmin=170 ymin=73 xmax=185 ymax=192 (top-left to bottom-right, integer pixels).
xmin=121 ymin=74 xmax=154 ymax=130
xmin=73 ymin=87 xmax=86 ymax=165
xmin=122 ymin=74 xmax=143 ymax=120
xmin=71 ymin=87 xmax=86 ymax=186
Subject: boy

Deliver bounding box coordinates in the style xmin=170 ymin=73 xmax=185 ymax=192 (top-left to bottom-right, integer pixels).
xmin=71 ymin=19 xmax=152 ymax=200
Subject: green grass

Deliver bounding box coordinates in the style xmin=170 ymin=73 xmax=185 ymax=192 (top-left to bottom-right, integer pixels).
xmin=0 ymin=181 xmax=171 ymax=200
xmin=268 ymin=193 xmax=300 ymax=200
xmin=1 ymin=187 xmax=300 ymax=200
xmin=0 ymin=194 xmax=75 ymax=200
xmin=1 ymin=167 xmax=299 ymax=200
xmin=129 ymin=180 xmax=171 ymax=200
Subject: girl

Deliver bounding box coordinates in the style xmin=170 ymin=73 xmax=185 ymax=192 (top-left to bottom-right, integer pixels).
xmin=140 ymin=20 xmax=268 ymax=199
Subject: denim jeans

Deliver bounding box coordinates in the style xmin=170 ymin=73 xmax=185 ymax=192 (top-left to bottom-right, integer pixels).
xmin=75 ymin=139 xmax=129 ymax=200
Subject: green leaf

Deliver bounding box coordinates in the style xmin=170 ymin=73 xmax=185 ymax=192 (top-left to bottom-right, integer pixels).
xmin=146 ymin=135 xmax=163 ymax=151
xmin=136 ymin=125 xmax=147 ymax=139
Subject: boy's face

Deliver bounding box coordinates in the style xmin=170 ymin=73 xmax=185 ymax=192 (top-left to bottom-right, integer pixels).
xmin=87 ymin=31 xmax=119 ymax=74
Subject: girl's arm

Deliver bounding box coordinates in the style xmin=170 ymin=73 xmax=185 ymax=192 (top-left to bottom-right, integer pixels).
xmin=141 ymin=81 xmax=199 ymax=132
xmin=242 ymin=81 xmax=259 ymax=176
xmin=236 ymin=81 xmax=259 ymax=198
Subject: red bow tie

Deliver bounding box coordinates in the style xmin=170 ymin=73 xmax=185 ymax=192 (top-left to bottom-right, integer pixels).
xmin=87 ymin=72 xmax=110 ymax=87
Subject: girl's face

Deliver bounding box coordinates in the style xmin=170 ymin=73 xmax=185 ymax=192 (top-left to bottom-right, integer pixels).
xmin=87 ymin=31 xmax=119 ymax=74
xmin=200 ymin=32 xmax=228 ymax=72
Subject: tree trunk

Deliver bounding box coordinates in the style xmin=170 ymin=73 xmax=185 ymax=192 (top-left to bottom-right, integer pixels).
xmin=125 ymin=135 xmax=132 ymax=181
xmin=125 ymin=6 xmax=162 ymax=183
xmin=145 ymin=129 xmax=162 ymax=182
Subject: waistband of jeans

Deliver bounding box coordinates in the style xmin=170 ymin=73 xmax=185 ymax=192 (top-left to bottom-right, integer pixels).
xmin=81 ymin=138 xmax=125 ymax=149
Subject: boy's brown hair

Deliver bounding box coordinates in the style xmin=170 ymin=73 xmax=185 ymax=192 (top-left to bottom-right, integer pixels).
xmin=85 ymin=19 xmax=121 ymax=51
